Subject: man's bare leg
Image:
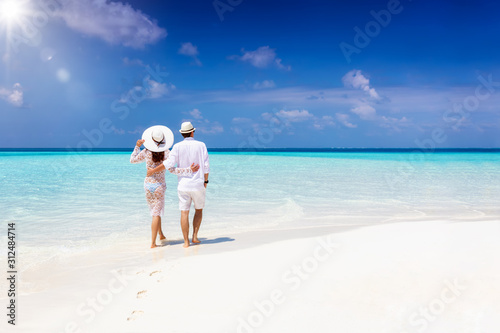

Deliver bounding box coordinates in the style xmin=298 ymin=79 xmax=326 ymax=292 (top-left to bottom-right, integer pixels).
xmin=192 ymin=209 xmax=203 ymax=244
xmin=151 ymin=216 xmax=160 ymax=248
xmin=180 ymin=210 xmax=190 ymax=248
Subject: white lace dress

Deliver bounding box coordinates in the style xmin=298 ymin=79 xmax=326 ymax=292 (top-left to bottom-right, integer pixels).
xmin=130 ymin=146 xmax=192 ymax=217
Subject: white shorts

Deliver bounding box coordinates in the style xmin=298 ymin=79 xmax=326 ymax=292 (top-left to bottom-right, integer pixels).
xmin=178 ymin=188 xmax=206 ymax=211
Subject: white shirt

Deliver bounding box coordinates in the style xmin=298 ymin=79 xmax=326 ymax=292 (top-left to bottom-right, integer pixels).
xmin=163 ymin=137 xmax=210 ymax=191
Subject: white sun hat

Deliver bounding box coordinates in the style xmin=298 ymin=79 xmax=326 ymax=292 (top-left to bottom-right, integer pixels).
xmin=179 ymin=121 xmax=196 ymax=134
xmin=142 ymin=125 xmax=174 ymax=152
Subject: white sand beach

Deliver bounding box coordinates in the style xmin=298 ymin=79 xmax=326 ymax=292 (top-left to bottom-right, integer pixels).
xmin=6 ymin=219 xmax=499 ymax=333
xmin=2 ymin=152 xmax=499 ymax=332
xmin=2 ymin=0 xmax=500 ymax=330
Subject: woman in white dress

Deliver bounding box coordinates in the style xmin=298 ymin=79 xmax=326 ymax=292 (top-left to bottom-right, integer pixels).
xmin=131 ymin=126 xmax=199 ymax=248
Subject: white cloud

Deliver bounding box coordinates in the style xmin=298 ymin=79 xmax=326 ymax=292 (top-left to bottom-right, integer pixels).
xmin=178 ymin=42 xmax=202 ymax=66
xmin=274 ymin=58 xmax=290 ymax=71
xmin=275 ymin=109 xmax=314 ymax=122
xmin=351 ymin=104 xmax=376 ymax=120
xmin=379 ymin=116 xmax=411 ymax=132
xmin=236 ymin=46 xmax=291 ymax=70
xmin=260 ymin=109 xmax=335 ymax=133
xmin=146 ymin=78 xmax=174 ymax=98
xmin=232 ymin=117 xmax=253 ymax=123
xmin=306 ymin=92 xmax=325 ymax=100
xmin=336 ymin=113 xmax=357 ymax=128
xmin=230 ymin=117 xmax=256 ymax=135
xmin=342 ymin=69 xmax=380 ymax=100
xmin=123 ymin=57 xmax=144 ymax=66
xmin=342 ymin=70 xmax=380 ymax=121
xmin=253 ymin=80 xmax=275 ymax=90
xmin=0 ymin=83 xmax=23 ymax=107
xmin=55 ymin=0 xmax=167 ymax=49
xmin=261 ymin=112 xmax=281 ymax=126
xmin=120 ymin=76 xmax=175 ymax=104
xmin=230 ymin=127 xmax=245 ymax=135
xmin=169 ymin=85 xmax=491 ymax=118
xmin=153 ymin=84 xmax=500 ymax=138
xmin=189 ymin=108 xmax=203 ymax=119
xmin=313 ymin=116 xmax=336 ymax=129
xmin=179 ymin=42 xmax=198 ymax=56
xmin=199 ymin=122 xmax=224 ymax=134
xmin=184 ymin=109 xmax=223 ymax=135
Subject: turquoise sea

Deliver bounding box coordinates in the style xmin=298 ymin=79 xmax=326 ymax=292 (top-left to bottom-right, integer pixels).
xmin=1 ymin=150 xmax=499 ymax=280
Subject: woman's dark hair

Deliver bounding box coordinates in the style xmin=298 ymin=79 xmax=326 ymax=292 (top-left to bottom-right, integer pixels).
xmin=152 ymin=151 xmax=164 ymax=163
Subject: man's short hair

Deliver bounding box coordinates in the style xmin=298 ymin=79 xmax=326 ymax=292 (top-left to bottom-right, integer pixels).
xmin=182 ymin=131 xmax=194 ymax=138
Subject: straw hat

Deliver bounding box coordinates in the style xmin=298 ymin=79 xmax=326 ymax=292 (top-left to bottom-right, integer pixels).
xmin=179 ymin=121 xmax=196 ymax=134
xmin=142 ymin=125 xmax=174 ymax=152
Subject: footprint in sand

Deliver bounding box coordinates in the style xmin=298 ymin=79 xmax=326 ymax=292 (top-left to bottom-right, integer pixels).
xmin=137 ymin=290 xmax=148 ymax=298
xmin=127 ymin=310 xmax=144 ymax=321
xmin=149 ymin=270 xmax=161 ymax=276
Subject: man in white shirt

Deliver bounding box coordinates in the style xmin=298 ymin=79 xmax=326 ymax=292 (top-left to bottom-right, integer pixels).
xmin=147 ymin=122 xmax=210 ymax=248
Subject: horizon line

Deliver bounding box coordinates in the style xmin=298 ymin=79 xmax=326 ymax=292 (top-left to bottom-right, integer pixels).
xmin=1 ymin=148 xmax=499 ymax=152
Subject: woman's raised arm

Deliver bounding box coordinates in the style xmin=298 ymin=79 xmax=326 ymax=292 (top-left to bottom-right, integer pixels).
xmin=130 ymin=139 xmax=147 ymax=163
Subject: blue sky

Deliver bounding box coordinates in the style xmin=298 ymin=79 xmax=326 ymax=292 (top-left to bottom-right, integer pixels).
xmin=0 ymin=0 xmax=499 ymax=148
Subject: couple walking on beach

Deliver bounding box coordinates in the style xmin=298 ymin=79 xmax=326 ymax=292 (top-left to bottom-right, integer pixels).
xmin=130 ymin=122 xmax=210 ymax=248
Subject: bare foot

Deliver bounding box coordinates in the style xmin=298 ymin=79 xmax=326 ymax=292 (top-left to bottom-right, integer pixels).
xmin=151 ymin=244 xmax=157 ymax=248
xmin=159 ymin=235 xmax=166 ymax=241
xmin=192 ymin=238 xmax=201 ymax=244
xmin=183 ymin=241 xmax=190 ymax=248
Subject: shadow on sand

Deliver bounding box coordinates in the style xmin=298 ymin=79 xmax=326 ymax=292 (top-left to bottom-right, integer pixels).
xmin=163 ymin=237 xmax=235 ymax=246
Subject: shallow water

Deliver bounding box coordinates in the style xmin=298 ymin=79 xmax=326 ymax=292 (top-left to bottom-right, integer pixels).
xmin=1 ymin=151 xmax=499 ymax=285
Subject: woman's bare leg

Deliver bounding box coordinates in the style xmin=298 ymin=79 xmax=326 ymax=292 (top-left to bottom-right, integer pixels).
xmin=158 ymin=217 xmax=166 ymax=240
xmin=151 ymin=216 xmax=161 ymax=248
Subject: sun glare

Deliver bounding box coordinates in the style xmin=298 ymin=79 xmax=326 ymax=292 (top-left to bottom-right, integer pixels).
xmin=0 ymin=1 xmax=24 ymax=22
